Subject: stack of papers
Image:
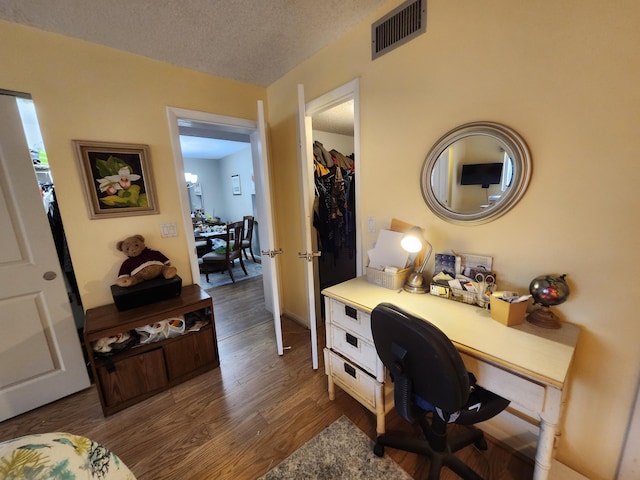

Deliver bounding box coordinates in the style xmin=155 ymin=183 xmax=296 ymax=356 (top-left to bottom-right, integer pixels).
xmin=368 ymin=230 xmax=411 ymax=270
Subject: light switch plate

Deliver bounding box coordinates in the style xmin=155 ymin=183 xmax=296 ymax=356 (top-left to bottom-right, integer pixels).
xmin=160 ymin=223 xmax=177 ymax=238
xmin=367 ymin=216 xmax=376 ymax=233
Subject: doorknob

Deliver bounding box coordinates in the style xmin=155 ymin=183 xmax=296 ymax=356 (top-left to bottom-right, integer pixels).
xmin=297 ymin=251 xmax=321 ymax=262
xmin=43 ymin=271 xmax=57 ymax=281
xmin=261 ymin=249 xmax=283 ymax=258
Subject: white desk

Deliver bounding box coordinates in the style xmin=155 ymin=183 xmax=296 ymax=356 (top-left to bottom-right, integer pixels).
xmin=322 ymin=276 xmax=580 ymax=480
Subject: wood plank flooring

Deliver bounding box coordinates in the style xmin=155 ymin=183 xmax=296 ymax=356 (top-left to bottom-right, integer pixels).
xmin=206 ymin=275 xmax=271 ymax=340
xmin=0 ymin=280 xmax=534 ymax=479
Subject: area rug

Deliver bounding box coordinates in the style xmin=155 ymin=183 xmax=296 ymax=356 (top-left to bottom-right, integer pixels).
xmin=200 ymin=257 xmax=262 ymax=288
xmin=258 ymin=416 xmax=412 ymax=480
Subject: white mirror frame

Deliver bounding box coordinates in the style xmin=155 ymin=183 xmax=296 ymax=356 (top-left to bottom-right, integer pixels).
xmin=421 ymin=121 xmax=532 ymax=225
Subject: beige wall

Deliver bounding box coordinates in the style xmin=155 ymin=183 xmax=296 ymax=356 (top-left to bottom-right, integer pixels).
xmin=0 ymin=20 xmax=265 ymax=309
xmin=266 ymin=0 xmax=640 ymax=478
xmin=2 ymin=0 xmax=640 ymax=476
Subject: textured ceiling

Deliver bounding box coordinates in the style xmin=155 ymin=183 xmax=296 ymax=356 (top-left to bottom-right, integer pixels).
xmin=0 ymin=0 xmax=388 ymax=87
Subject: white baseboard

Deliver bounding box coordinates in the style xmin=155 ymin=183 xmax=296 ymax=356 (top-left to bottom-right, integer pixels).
xmin=282 ymin=309 xmax=308 ymax=328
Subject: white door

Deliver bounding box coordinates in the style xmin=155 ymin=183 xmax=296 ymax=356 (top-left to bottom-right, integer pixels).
xmin=296 ymin=84 xmax=320 ymax=370
xmin=166 ymin=105 xmax=284 ymax=354
xmin=252 ymin=101 xmax=283 ymax=355
xmin=296 ymin=81 xmax=362 ymax=370
xmin=0 ymin=93 xmax=90 ymax=422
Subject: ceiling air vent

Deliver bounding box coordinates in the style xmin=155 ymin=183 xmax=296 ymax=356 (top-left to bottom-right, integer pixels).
xmin=372 ymin=0 xmax=427 ymax=60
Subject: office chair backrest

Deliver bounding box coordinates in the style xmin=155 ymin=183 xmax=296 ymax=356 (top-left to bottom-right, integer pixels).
xmin=371 ymin=303 xmax=470 ymax=416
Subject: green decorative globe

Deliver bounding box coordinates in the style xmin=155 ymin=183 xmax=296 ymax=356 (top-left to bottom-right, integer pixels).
xmin=529 ymin=274 xmax=570 ymax=307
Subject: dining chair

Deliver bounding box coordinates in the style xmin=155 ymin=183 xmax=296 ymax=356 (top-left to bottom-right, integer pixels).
xmin=241 ymin=215 xmax=256 ymax=262
xmin=201 ymin=221 xmax=247 ymax=283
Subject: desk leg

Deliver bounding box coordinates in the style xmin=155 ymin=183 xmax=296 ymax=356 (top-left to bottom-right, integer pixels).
xmin=375 ymin=383 xmax=385 ymax=435
xmin=534 ymin=387 xmax=563 ymax=480
xmin=323 ymin=346 xmax=336 ymax=401
xmin=534 ymin=419 xmax=556 ymax=480
xmin=328 ymin=375 xmax=335 ymax=401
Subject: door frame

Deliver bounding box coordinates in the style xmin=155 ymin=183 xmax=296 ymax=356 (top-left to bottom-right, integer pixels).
xmin=305 ymin=79 xmax=362 ymax=278
xmin=166 ymin=106 xmax=283 ymax=353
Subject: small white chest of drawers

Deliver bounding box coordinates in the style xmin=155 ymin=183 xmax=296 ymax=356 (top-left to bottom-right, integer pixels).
xmin=323 ymin=296 xmax=394 ymax=434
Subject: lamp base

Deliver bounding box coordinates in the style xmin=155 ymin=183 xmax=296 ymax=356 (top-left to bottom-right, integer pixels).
xmin=527 ymin=307 xmax=562 ymax=329
xmin=403 ymin=271 xmax=428 ymax=294
xmin=403 ymin=283 xmax=428 ymax=294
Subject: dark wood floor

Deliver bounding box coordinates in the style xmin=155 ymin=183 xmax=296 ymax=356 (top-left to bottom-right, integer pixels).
xmin=0 ymin=281 xmax=533 ymax=479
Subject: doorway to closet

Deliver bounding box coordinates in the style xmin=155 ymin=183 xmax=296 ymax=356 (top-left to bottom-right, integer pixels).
xmin=0 ymin=91 xmax=90 ymax=421
xmin=15 ymin=97 xmax=84 ymax=329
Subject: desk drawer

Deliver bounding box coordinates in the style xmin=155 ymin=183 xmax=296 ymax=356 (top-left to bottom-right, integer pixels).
xmin=325 ymin=348 xmax=379 ymax=410
xmin=461 ymin=352 xmax=545 ymax=418
xmin=329 ymin=323 xmax=379 ymax=376
xmin=329 ymin=299 xmax=373 ymax=343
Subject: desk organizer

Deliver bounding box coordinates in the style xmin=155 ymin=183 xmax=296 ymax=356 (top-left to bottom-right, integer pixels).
xmin=366 ymin=267 xmax=410 ymax=290
xmin=451 ymin=287 xmax=478 ymax=305
xmin=490 ymin=295 xmax=529 ymax=326
xmin=430 ymin=282 xmax=480 ymax=306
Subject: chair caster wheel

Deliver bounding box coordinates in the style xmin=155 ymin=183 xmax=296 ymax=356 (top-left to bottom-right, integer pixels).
xmin=474 ymin=437 xmax=488 ymax=451
xmin=373 ymin=443 xmax=385 ymax=457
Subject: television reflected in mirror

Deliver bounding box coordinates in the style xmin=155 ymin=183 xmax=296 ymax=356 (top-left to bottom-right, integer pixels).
xmin=460 ymin=163 xmax=503 ymax=188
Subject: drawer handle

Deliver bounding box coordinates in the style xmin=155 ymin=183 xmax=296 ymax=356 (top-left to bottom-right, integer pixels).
xmin=346 ymin=332 xmax=358 ymax=348
xmin=344 ymin=363 xmax=357 ymax=378
xmin=345 ymin=305 xmax=357 ymax=319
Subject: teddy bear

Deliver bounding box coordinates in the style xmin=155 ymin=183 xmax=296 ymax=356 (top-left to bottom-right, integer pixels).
xmin=115 ymin=234 xmax=177 ymax=287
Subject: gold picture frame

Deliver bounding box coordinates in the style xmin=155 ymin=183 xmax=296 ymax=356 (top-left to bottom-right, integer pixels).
xmin=73 ymin=140 xmax=159 ymax=219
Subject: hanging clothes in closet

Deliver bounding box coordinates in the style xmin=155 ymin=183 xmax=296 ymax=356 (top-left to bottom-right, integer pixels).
xmin=45 ymin=187 xmax=81 ymax=306
xmin=313 ymin=141 xmax=356 ymax=290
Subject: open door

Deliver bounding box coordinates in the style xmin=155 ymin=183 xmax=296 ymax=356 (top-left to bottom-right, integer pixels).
xmin=296 ymin=84 xmax=320 ymax=369
xmin=296 ymin=81 xmax=361 ymax=370
xmin=252 ymin=101 xmax=283 ymax=355
xmin=166 ymin=105 xmax=284 ymax=355
xmin=0 ymin=93 xmax=90 ymax=421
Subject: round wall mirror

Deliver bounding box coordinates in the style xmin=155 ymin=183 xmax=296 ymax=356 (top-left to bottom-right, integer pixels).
xmin=421 ymin=121 xmax=531 ymax=225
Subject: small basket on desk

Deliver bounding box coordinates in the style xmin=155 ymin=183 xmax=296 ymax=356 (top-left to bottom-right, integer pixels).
xmin=451 ymin=287 xmax=477 ymax=305
xmin=366 ymin=267 xmax=410 ymax=290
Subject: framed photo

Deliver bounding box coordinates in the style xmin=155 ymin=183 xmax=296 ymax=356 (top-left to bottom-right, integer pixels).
xmin=231 ymin=174 xmax=241 ymax=195
xmin=73 ymin=140 xmax=159 ymax=219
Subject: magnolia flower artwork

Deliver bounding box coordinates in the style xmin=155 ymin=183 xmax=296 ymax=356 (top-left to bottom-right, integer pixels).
xmin=95 ymin=157 xmax=146 ymax=207
xmin=73 ymin=140 xmax=159 ymax=219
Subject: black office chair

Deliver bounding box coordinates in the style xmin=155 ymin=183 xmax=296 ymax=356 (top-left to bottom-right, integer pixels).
xmin=371 ymin=303 xmax=511 ymax=480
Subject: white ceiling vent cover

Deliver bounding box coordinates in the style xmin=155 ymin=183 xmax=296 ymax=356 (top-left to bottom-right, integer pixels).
xmin=372 ymin=0 xmax=426 ymax=60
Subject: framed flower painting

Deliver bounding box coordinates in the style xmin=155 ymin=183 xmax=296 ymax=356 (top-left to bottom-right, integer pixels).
xmin=73 ymin=140 xmax=159 ymax=219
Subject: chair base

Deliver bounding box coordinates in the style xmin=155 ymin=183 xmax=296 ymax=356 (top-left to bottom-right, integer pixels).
xmin=374 ymin=424 xmax=488 ymax=480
